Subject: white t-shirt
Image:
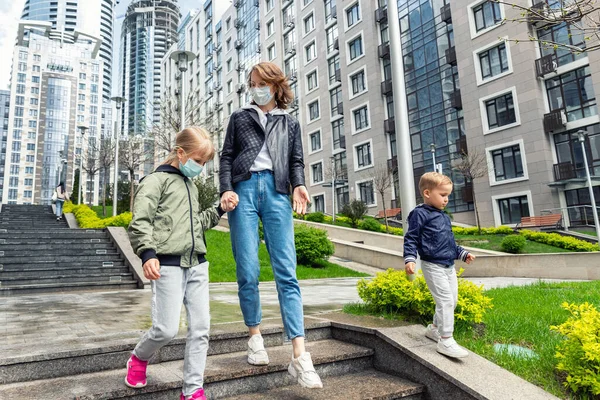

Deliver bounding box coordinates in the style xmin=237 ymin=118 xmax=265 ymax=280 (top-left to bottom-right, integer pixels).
xmin=249 ymin=105 xmax=275 ymax=172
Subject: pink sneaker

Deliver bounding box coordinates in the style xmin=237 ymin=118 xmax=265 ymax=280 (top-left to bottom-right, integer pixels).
xmin=124 ymin=354 xmax=148 ymax=388
xmin=180 ymin=388 xmax=207 ymax=400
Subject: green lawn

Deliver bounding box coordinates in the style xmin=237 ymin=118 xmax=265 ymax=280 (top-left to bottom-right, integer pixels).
xmin=91 ymin=205 xmax=114 ymax=218
xmin=455 ymin=234 xmax=571 ymax=253
xmin=205 ymin=229 xmax=369 ymax=282
xmin=571 ymin=228 xmax=598 ymax=238
xmin=345 ymin=280 xmax=600 ymax=399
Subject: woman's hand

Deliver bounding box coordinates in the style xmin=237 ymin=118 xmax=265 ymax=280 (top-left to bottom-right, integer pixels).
xmin=143 ymin=259 xmax=161 ymax=280
xmin=292 ymin=186 xmax=310 ymax=215
xmin=220 ymin=191 xmax=239 ymax=212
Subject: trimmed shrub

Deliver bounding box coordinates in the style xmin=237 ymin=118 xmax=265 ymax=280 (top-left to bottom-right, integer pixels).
xmin=64 ymin=202 xmax=131 ymax=228
xmin=520 ymin=230 xmax=599 ymax=252
xmin=340 ymin=200 xmax=369 ymax=228
xmin=501 ymin=234 xmax=526 ymax=254
xmin=452 ymin=226 xmax=513 ymax=235
xmin=359 ymin=218 xmax=384 ymax=232
xmin=294 ymin=224 xmax=335 ymax=266
xmin=357 ymin=268 xmax=493 ymax=325
xmin=305 ymin=212 xmax=326 ymax=223
xmin=550 ymin=302 xmax=600 ymax=396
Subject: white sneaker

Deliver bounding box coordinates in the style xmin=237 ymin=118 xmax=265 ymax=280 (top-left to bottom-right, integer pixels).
xmin=436 ymin=337 xmax=469 ymax=359
xmin=425 ymin=324 xmax=440 ymax=342
xmin=288 ymin=352 xmax=323 ymax=389
xmin=247 ymin=334 xmax=269 ymax=365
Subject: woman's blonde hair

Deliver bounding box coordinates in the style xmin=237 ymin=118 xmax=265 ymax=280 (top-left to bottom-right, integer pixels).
xmin=247 ymin=62 xmax=294 ymax=109
xmin=419 ymin=172 xmax=453 ymax=195
xmin=163 ymin=126 xmax=215 ymax=165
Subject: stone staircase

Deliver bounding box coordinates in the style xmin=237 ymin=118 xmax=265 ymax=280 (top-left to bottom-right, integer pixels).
xmin=0 ymin=321 xmax=427 ymax=400
xmin=0 ymin=204 xmax=138 ymax=296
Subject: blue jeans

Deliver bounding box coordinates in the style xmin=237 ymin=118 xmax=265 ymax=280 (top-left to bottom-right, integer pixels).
xmin=55 ymin=200 xmax=64 ymax=217
xmin=228 ymin=171 xmax=304 ymax=339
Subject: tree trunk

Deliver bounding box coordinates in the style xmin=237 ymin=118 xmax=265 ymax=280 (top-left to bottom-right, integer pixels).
xmin=381 ymin=193 xmax=389 ymax=233
xmin=472 ymin=183 xmax=481 ymax=234
xmin=88 ymin=173 xmax=94 ymax=207
xmin=129 ymin=170 xmax=135 ymax=212
xmin=102 ymin=167 xmax=107 ymax=217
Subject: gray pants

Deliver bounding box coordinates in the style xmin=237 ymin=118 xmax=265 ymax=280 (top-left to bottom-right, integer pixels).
xmin=421 ymin=261 xmax=458 ymax=337
xmin=133 ymin=262 xmax=210 ymax=396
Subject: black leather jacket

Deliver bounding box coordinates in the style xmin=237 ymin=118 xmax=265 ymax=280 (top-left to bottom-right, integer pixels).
xmin=219 ymin=107 xmax=305 ymax=195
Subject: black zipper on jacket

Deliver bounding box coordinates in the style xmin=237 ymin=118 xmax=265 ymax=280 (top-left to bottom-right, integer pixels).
xmin=184 ymin=178 xmax=195 ymax=265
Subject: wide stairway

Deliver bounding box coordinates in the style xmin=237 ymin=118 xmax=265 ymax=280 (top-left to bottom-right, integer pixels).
xmin=0 ymin=204 xmax=138 ymax=296
xmin=0 ymin=321 xmax=426 ymax=399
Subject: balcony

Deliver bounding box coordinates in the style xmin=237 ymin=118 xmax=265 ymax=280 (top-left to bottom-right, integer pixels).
xmin=381 ymin=79 xmax=393 ymax=96
xmin=387 ymin=156 xmax=398 ymax=172
xmin=535 ymin=54 xmax=557 ymax=78
xmin=553 ymin=162 xmax=577 ymax=181
xmin=337 ymin=102 xmax=344 ymax=115
xmin=384 ymin=117 xmax=395 ymax=134
xmin=334 ymin=69 xmax=341 ymax=82
xmin=450 ymin=90 xmax=462 ymax=109
xmin=543 ymin=109 xmax=567 ymax=133
xmin=378 ymin=43 xmax=390 ymax=59
xmin=455 ymin=135 xmax=468 ymax=155
xmin=375 ymin=7 xmax=387 ymax=23
xmin=333 ymin=38 xmax=339 ymax=51
xmin=445 ymin=46 xmax=457 ymax=66
xmin=441 ymin=3 xmax=451 ymax=23
xmin=235 ymin=40 xmax=243 ymax=49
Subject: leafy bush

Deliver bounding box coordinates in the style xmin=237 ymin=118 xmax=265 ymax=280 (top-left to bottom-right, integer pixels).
xmin=359 ymin=218 xmax=384 ymax=232
xmin=340 ymin=200 xmax=369 ymax=228
xmin=294 ymin=224 xmax=335 ymax=266
xmin=501 ymin=235 xmax=526 ymax=254
xmin=452 ymin=226 xmax=514 ymax=235
xmin=305 ymin=212 xmax=325 ymax=223
xmin=550 ymin=302 xmax=600 ymax=396
xmin=194 ymin=178 xmax=219 ymax=211
xmin=520 ymin=230 xmax=599 ymax=252
xmin=64 ymin=202 xmax=131 ymax=228
xmin=357 ymin=268 xmax=493 ymax=325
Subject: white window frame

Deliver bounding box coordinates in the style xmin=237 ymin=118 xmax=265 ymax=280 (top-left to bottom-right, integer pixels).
xmin=491 ymin=190 xmax=534 ymax=227
xmin=267 ymin=18 xmax=275 ymax=37
xmin=350 ymin=101 xmax=371 ymax=134
xmin=343 ymin=1 xmax=362 ymax=32
xmin=267 ymin=43 xmax=276 ymax=60
xmin=304 ymin=40 xmax=317 ymax=65
xmin=468 ymin=0 xmax=505 ymax=39
xmin=348 ymin=66 xmax=368 ymax=99
xmin=310 ymin=160 xmax=325 ymax=185
xmin=355 ymin=177 xmax=377 ymax=207
xmin=311 ymin=192 xmax=326 ymax=213
xmin=302 ymin=0 xmax=314 ymax=10
xmin=345 ymin=31 xmax=365 ymax=66
xmin=306 ymin=67 xmax=319 ymax=94
xmin=485 ymin=139 xmax=529 ymax=186
xmin=307 ymin=98 xmax=321 ymax=123
xmin=308 ymin=129 xmax=322 ymax=154
xmin=353 ymin=138 xmax=374 ymax=171
xmin=479 ymin=86 xmax=521 ymax=135
xmin=473 ymin=37 xmax=513 ymax=86
xmin=303 ymin=12 xmax=316 ymax=36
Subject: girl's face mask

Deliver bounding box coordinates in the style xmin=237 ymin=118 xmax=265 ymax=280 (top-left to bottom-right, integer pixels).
xmin=179 ymin=156 xmax=204 ymax=178
xmin=250 ymin=85 xmax=273 ymax=106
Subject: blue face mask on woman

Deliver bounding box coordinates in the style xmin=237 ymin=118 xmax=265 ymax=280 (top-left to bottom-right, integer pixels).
xmin=179 ymin=158 xmax=204 ymax=178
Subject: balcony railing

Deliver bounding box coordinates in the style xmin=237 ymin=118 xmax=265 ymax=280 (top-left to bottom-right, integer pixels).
xmin=553 ymin=162 xmax=577 ymax=181
xmin=450 ymin=89 xmax=462 ymax=109
xmin=445 ymin=46 xmax=457 ymax=66
xmin=384 ymin=117 xmax=395 ymax=134
xmin=543 ymin=108 xmax=567 ymax=133
xmin=387 ymin=156 xmax=398 ymax=172
xmin=378 ymin=43 xmax=390 ymax=59
xmin=381 ymin=79 xmax=393 ymax=96
xmin=535 ymin=54 xmax=557 ymax=78
xmin=455 ymin=135 xmax=468 ymax=155
xmin=375 ymin=7 xmax=387 ymax=23
xmin=441 ymin=4 xmax=451 ymax=23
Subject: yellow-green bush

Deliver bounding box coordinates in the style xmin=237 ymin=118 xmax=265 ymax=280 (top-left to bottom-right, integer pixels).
xmin=64 ymin=202 xmax=131 ymax=228
xmin=520 ymin=230 xmax=599 ymax=252
xmin=357 ymin=268 xmax=493 ymax=324
xmin=550 ymin=302 xmax=600 ymax=396
xmin=358 ymin=218 xmax=385 ymax=232
xmin=452 ymin=226 xmax=513 ymax=235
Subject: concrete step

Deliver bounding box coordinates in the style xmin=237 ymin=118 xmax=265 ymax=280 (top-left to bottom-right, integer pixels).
xmin=0 ymin=254 xmax=123 ymax=264
xmin=0 ymin=243 xmax=114 ymax=252
xmin=0 ymin=232 xmax=107 ymax=239
xmin=0 ymin=266 xmax=130 ymax=279
xmin=0 ymin=280 xmax=139 ymax=296
xmin=0 ymin=338 xmax=377 ymax=399
xmin=0 ymin=247 xmax=118 ymax=257
xmin=0 ymin=238 xmax=112 ymax=246
xmin=219 ymin=370 xmax=425 ymax=399
xmin=0 ymin=272 xmax=134 ymax=286
xmin=0 ymin=259 xmax=126 ymax=270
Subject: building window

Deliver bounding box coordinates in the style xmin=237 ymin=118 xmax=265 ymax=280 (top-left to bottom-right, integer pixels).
xmin=308 ymin=100 xmax=320 ymax=121
xmin=26 ymin=143 xmax=35 ymax=151
xmin=324 ymin=0 xmax=336 ymax=24
xmin=498 ymin=195 xmax=530 ymax=224
xmin=346 ymin=2 xmax=360 ymax=27
xmin=491 ymin=144 xmax=524 ymax=182
xmin=355 ymin=142 xmax=372 ymax=168
xmin=307 ymin=70 xmax=318 ymax=91
xmin=328 ymin=55 xmax=340 ymax=84
xmin=311 ymin=162 xmax=323 ymax=183
xmin=326 ymin=25 xmax=338 ymax=53
xmin=485 ymin=92 xmax=516 ymax=130
xmin=348 ymin=36 xmax=363 ymax=61
xmin=268 ymin=44 xmax=276 ymax=60
xmin=305 ymin=41 xmax=317 ymax=63
xmin=538 ymin=23 xmax=586 ymax=68
xmin=332 ymin=119 xmax=345 ymax=150
xmin=330 ymin=86 xmax=342 ymax=116
xmin=312 ymin=194 xmax=325 ymax=213
xmin=267 ymin=19 xmax=275 ymax=36
xmin=350 ymin=69 xmax=366 ymax=95
xmin=310 ymin=130 xmax=321 ymax=152
xmin=546 ymin=65 xmax=597 ymax=122
xmin=304 ymin=13 xmax=315 ymax=35
xmin=353 ymin=105 xmax=370 ymax=131
xmin=358 ymin=181 xmax=375 ymax=205
xmin=336 ymin=185 xmax=350 ymax=210
xmin=479 ymin=44 xmax=508 ymax=80
xmin=473 ymin=1 xmax=502 ymax=32
xmin=266 ymin=0 xmax=273 ymax=12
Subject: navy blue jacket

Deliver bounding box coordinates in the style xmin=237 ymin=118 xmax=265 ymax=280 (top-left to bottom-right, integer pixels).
xmin=403 ymin=204 xmax=469 ymax=267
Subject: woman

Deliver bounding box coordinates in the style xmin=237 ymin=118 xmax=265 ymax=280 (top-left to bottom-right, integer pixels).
xmin=54 ymin=181 xmax=70 ymax=220
xmin=219 ymin=62 xmax=322 ymax=389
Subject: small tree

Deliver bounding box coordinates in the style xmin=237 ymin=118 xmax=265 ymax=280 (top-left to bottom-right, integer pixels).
xmin=81 ymin=138 xmax=102 ymax=207
xmin=71 ymin=168 xmax=80 ymax=204
xmin=97 ymin=138 xmax=116 ymax=217
xmin=341 ymin=199 xmax=369 ymax=228
xmin=120 ymin=136 xmax=149 ymax=212
xmin=367 ymin=165 xmax=394 ymax=233
xmin=194 ymin=177 xmax=219 ymax=211
xmin=452 ymin=148 xmax=488 ymax=234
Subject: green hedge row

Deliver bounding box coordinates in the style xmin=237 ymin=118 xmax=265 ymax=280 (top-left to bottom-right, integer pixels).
xmin=64 ymin=202 xmax=131 ymax=228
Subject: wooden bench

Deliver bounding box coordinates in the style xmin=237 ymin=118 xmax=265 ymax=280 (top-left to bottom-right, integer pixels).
xmin=376 ymin=208 xmax=401 ymax=219
xmin=515 ymin=214 xmax=563 ymax=230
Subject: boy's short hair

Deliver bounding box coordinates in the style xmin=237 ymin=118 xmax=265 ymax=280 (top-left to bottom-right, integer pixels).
xmin=419 ymin=172 xmax=453 ymax=195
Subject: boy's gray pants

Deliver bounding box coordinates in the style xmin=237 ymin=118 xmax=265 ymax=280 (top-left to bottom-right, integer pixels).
xmin=133 ymin=262 xmax=210 ymax=396
xmin=421 ymin=261 xmax=458 ymax=337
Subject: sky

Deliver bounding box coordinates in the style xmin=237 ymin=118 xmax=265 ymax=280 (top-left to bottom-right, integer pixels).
xmin=0 ymin=0 xmax=231 ymax=91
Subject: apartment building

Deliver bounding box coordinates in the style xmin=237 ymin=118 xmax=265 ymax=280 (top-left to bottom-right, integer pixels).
xmin=0 ymin=90 xmax=9 ymax=203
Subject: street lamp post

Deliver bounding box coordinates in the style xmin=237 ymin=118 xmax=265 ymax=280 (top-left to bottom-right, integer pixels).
xmin=170 ymin=50 xmax=197 ymax=129
xmin=111 ymin=96 xmax=126 ymax=217
xmin=77 ymin=125 xmax=88 ymax=205
xmin=430 ymin=143 xmax=437 ymax=173
xmin=577 ymin=130 xmax=600 ymax=243
xmin=330 ymin=157 xmax=336 ymax=223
